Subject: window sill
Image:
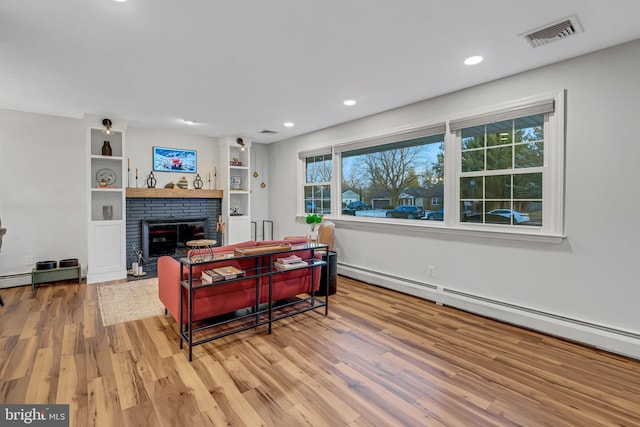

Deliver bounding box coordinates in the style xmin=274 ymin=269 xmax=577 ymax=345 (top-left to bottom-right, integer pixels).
xmin=329 ymin=215 xmax=565 ymax=245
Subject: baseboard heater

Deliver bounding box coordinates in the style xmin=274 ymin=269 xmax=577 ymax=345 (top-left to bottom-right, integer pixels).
xmin=337 ymin=262 xmax=640 ymax=360
xmin=0 ymin=272 xmax=31 ymax=289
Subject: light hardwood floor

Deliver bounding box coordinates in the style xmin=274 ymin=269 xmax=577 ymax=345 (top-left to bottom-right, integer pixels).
xmin=1 ymin=276 xmax=639 ymax=426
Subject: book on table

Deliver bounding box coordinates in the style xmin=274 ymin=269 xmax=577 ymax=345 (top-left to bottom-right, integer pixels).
xmin=213 ymin=266 xmax=245 ymax=280
xmin=201 ymin=266 xmax=245 ymax=282
xmin=273 ymin=260 xmax=308 ymax=271
xmin=275 ymin=255 xmax=303 ymax=265
xmin=201 ymin=269 xmax=223 ymax=283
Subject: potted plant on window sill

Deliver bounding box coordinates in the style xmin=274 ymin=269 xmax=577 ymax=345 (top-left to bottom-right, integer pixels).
xmin=305 ymin=213 xmax=323 ymax=244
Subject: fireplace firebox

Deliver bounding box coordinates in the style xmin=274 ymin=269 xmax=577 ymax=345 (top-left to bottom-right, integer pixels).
xmin=142 ymin=217 xmax=209 ymax=260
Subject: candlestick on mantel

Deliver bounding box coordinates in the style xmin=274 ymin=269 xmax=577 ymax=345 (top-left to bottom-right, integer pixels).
xmin=135 ymin=168 xmax=138 ymax=188
xmin=127 ymin=158 xmax=131 ymax=188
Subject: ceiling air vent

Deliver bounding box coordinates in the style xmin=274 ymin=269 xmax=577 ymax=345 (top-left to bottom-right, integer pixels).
xmin=259 ymin=129 xmax=277 ymax=134
xmin=522 ymin=15 xmax=583 ymax=48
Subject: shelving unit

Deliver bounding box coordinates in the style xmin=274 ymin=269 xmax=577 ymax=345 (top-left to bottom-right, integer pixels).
xmin=179 ymin=243 xmax=329 ymax=361
xmin=219 ymin=136 xmax=252 ymax=244
xmin=85 ymin=114 xmax=127 ymax=284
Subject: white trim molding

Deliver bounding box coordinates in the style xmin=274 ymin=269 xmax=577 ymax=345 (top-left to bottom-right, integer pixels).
xmin=338 ymin=263 xmax=640 ymax=360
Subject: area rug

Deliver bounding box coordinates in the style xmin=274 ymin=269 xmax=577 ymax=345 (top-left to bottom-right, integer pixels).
xmin=97 ymin=278 xmax=165 ymax=327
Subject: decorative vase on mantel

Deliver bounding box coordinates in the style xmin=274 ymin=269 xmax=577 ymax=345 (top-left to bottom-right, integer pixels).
xmin=146 ymin=172 xmax=157 ymax=188
xmin=101 ymin=141 xmax=112 ymax=156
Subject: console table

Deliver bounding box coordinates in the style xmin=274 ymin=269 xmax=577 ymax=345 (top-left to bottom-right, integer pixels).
xmin=178 ymin=243 xmax=329 ymax=361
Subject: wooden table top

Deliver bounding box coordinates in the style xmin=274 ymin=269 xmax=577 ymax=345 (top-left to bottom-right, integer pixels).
xmin=186 ymin=239 xmax=217 ymax=247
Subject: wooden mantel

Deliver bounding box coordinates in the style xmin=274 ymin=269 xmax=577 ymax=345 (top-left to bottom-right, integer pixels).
xmin=126 ymin=188 xmax=223 ymax=199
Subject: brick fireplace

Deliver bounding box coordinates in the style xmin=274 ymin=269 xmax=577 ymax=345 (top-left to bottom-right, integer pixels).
xmin=126 ymin=196 xmax=222 ymax=278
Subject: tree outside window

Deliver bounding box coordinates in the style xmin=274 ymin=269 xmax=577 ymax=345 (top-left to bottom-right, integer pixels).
xmin=460 ymin=114 xmax=544 ymax=226
xmin=341 ymin=134 xmax=445 ymax=220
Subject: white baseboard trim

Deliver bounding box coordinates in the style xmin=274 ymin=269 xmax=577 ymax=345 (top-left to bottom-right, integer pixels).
xmin=0 ymin=273 xmax=31 ymax=289
xmin=338 ymin=263 xmax=640 ymax=360
xmin=86 ymin=269 xmax=126 ymax=285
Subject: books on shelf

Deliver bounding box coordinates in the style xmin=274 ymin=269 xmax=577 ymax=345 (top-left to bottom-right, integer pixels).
xmin=213 ymin=266 xmax=244 ymax=279
xmin=201 ymin=266 xmax=245 ymax=282
xmin=201 ymin=269 xmax=223 ymax=283
xmin=275 ymin=255 xmax=303 ymax=265
xmin=273 ymin=260 xmax=308 ymax=271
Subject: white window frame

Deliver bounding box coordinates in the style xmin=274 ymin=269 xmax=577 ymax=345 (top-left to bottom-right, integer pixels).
xmin=299 ymin=148 xmax=333 ymax=215
xmin=445 ymin=90 xmax=565 ymax=239
xmin=296 ymin=91 xmax=565 ymax=244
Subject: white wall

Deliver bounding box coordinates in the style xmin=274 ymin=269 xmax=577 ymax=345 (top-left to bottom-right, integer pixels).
xmin=250 ymin=143 xmax=271 ymax=239
xmin=126 ymin=126 xmax=219 ymax=190
xmin=0 ymin=110 xmax=85 ymax=282
xmin=0 ymin=115 xmax=222 ymax=286
xmin=269 ymin=39 xmax=640 ymax=357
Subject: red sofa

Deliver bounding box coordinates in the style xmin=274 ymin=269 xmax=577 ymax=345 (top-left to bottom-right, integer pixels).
xmin=157 ymin=238 xmax=322 ymax=323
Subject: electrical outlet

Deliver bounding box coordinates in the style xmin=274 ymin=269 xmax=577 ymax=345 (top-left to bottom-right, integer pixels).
xmin=25 ymin=255 xmax=34 ymax=266
xmin=427 ymin=265 xmax=435 ymax=277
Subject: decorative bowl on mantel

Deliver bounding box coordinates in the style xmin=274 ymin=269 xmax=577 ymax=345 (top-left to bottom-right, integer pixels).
xmin=177 ymin=177 xmax=189 ymax=189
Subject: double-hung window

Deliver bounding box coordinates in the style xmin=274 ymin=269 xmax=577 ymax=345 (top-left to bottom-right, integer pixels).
xmin=450 ymin=93 xmax=564 ymax=235
xmin=299 ymin=149 xmax=332 ymax=214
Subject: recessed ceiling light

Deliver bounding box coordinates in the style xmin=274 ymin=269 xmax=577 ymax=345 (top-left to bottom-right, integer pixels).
xmin=464 ymin=56 xmax=484 ymax=65
xmin=112 ymin=0 xmax=128 ymax=2
xmin=344 ymin=99 xmax=356 ymax=106
xmin=284 ymin=122 xmax=294 ymax=127
xmin=182 ymin=119 xmax=197 ymax=125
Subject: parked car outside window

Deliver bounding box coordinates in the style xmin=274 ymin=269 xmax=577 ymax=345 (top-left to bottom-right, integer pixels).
xmin=385 ymin=205 xmax=425 ymax=219
xmin=425 ymin=209 xmax=444 ymax=221
xmin=487 ymin=209 xmax=530 ymax=223
xmin=346 ymin=201 xmax=371 ymax=210
xmin=464 ymin=213 xmax=511 ymax=224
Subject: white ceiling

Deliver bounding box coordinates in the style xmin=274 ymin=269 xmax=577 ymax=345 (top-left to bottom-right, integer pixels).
xmin=2 ymin=0 xmax=640 ymax=143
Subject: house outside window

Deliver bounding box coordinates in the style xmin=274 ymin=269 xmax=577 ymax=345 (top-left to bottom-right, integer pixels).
xmin=431 ymin=196 xmax=442 ymax=207
xmin=336 ymin=123 xmax=446 ymax=220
